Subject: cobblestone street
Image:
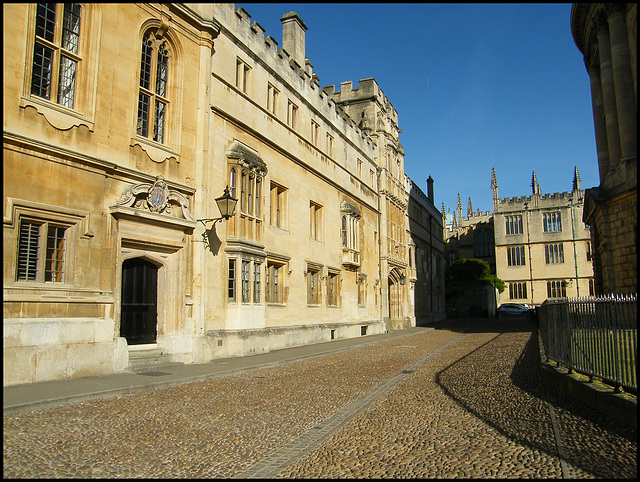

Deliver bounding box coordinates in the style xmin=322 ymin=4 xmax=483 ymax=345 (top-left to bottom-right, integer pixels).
xmin=3 ymin=318 xmax=637 ymax=478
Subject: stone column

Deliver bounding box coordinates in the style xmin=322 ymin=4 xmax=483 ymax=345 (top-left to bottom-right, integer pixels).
xmin=593 ymin=10 xmax=622 ymax=168
xmin=606 ymin=4 xmax=636 ymax=163
xmin=585 ymin=54 xmax=610 ymax=182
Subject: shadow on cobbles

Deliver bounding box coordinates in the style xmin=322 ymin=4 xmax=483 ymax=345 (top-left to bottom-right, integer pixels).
xmin=435 ymin=321 xmax=637 ymax=478
xmin=432 ymin=315 xmax=534 ymax=335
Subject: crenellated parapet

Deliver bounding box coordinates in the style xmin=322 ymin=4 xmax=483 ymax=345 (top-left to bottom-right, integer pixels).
xmin=209 ymin=3 xmax=377 ymax=154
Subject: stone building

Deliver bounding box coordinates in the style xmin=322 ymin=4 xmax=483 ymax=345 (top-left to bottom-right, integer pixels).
xmin=493 ymin=167 xmax=594 ymax=307
xmin=406 ymin=176 xmax=447 ymax=325
xmin=442 ymin=193 xmax=495 ymax=274
xmin=3 ymin=3 xmax=445 ymax=386
xmin=570 ymin=3 xmax=637 ymax=295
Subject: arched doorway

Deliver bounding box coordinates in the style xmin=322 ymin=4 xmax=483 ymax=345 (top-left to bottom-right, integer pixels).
xmin=388 ymin=272 xmax=402 ymax=320
xmin=120 ymin=258 xmax=158 ymax=345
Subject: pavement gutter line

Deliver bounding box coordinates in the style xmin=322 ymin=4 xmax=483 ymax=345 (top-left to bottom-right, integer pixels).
xmin=235 ymin=333 xmax=467 ymax=479
xmin=545 ymin=393 xmax=571 ymax=479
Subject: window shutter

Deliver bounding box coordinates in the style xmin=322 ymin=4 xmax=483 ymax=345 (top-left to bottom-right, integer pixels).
xmin=17 ymin=221 xmax=41 ymax=281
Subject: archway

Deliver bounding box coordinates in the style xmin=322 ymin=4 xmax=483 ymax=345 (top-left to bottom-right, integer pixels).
xmin=388 ymin=270 xmax=402 ymax=320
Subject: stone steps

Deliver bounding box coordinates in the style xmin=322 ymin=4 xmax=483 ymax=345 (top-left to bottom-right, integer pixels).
xmin=128 ymin=348 xmax=184 ymax=372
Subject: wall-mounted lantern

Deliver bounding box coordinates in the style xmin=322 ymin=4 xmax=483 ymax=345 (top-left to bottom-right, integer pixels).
xmin=399 ymin=273 xmax=406 ymax=285
xmin=197 ymin=186 xmax=237 ymax=227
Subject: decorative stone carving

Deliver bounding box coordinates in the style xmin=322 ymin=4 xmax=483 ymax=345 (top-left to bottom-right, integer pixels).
xmin=340 ymin=200 xmax=361 ymax=219
xmin=226 ymin=141 xmax=268 ymax=175
xmin=118 ymin=175 xmax=195 ymax=221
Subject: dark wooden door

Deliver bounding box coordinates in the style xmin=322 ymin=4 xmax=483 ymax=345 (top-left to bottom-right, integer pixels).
xmin=120 ymin=258 xmax=158 ymax=345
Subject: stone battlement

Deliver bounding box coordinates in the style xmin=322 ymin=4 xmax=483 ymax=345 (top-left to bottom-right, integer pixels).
xmin=213 ymin=4 xmax=376 ymax=152
xmin=325 ymin=78 xmax=399 ymax=126
xmin=497 ymin=189 xmax=584 ymax=207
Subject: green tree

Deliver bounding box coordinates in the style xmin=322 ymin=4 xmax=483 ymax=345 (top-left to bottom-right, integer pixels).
xmin=446 ymin=258 xmax=505 ymax=293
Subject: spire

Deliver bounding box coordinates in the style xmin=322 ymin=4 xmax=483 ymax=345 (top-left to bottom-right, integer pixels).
xmin=491 ymin=167 xmax=498 ymax=190
xmin=531 ymin=171 xmax=541 ymax=195
xmin=456 ymin=193 xmax=462 ymax=223
xmin=491 ymin=167 xmax=499 ymax=208
xmin=467 ymin=197 xmax=473 ymax=217
xmin=572 ymin=166 xmax=581 ymax=191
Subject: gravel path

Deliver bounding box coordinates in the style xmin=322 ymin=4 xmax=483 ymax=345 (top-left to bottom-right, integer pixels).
xmin=3 ymin=318 xmax=636 ymax=478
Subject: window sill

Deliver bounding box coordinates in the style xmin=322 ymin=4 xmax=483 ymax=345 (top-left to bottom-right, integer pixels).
xmin=20 ymin=96 xmax=95 ymax=131
xmin=130 ymin=136 xmax=180 ymax=164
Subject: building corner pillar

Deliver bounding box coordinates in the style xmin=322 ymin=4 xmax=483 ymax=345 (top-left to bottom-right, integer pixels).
xmin=593 ymin=10 xmax=623 ymax=169
xmin=606 ymin=4 xmax=637 ymax=163
xmin=584 ymin=55 xmax=610 ymax=182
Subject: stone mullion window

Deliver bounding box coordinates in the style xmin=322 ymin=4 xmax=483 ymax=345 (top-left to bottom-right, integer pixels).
xmin=137 ymin=32 xmax=170 ymax=144
xmin=543 ymin=212 xmax=562 ymax=233
xmin=310 ymin=202 xmax=322 ymax=241
xmin=327 ymin=271 xmax=340 ymax=307
xmin=507 ymin=245 xmax=526 ymax=267
xmin=236 ymin=57 xmax=250 ymax=93
xmin=341 ymin=201 xmax=361 ymax=268
xmin=266 ymin=262 xmax=282 ymax=304
xmin=235 ymin=167 xmax=264 ymax=241
xmin=509 ymin=282 xmax=527 ymax=300
xmin=547 ymin=280 xmax=567 ymax=299
xmin=505 ymin=215 xmax=523 ymax=235
xmin=31 ymin=3 xmax=82 ymax=109
xmin=545 ymin=243 xmax=564 ymax=264
xmin=228 ymin=259 xmax=236 ymax=302
xmin=270 ymin=182 xmax=287 ymax=229
xmin=287 ymin=100 xmax=298 ymax=129
xmin=253 ymin=262 xmax=261 ymax=303
xmin=241 ymin=260 xmax=250 ymax=303
xmin=267 ymin=83 xmax=279 ymax=114
xmin=306 ymin=265 xmax=322 ymax=305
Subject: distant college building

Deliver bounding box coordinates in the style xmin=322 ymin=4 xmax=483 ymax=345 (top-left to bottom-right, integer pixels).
xmin=492 ymin=167 xmax=594 ymax=306
xmin=443 ymin=167 xmax=594 ymax=308
xmin=570 ymin=3 xmax=637 ymax=295
xmin=3 ymin=3 xmax=445 ymax=386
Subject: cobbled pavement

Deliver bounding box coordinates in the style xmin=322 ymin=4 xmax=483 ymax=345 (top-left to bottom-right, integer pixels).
xmin=3 ymin=318 xmax=637 ymax=478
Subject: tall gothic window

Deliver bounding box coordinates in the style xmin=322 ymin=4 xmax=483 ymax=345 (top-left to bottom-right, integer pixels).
xmin=137 ymin=31 xmax=169 ymax=143
xmin=474 ymin=229 xmax=492 ymax=257
xmin=31 ymin=3 xmax=82 ymax=108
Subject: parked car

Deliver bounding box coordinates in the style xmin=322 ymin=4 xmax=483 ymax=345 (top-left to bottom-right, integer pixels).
xmin=496 ymin=303 xmax=530 ymax=318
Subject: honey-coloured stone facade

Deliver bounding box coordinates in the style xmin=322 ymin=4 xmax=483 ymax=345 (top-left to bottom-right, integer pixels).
xmin=3 ymin=3 xmax=445 ymax=386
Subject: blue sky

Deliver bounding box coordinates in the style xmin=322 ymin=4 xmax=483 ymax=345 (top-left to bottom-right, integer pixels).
xmin=240 ymin=3 xmax=598 ymax=215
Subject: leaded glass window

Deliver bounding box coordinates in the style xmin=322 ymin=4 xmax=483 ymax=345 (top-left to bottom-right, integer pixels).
xmin=137 ymin=32 xmax=170 ymax=144
xmin=31 ymin=3 xmax=82 ymax=109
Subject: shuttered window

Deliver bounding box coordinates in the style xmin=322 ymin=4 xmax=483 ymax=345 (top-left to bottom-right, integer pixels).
xmin=17 ymin=220 xmax=67 ymax=282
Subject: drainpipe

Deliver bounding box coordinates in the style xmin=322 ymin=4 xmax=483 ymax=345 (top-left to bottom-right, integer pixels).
xmin=524 ymin=202 xmax=534 ymax=305
xmin=569 ymin=197 xmax=581 ymax=298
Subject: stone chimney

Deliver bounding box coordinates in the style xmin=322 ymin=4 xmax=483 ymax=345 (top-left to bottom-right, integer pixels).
xmin=280 ymin=12 xmax=307 ymax=69
xmin=427 ymin=176 xmax=434 ymax=202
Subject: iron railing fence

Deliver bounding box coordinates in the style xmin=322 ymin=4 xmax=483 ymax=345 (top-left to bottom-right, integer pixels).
xmin=539 ymin=294 xmax=637 ymax=392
